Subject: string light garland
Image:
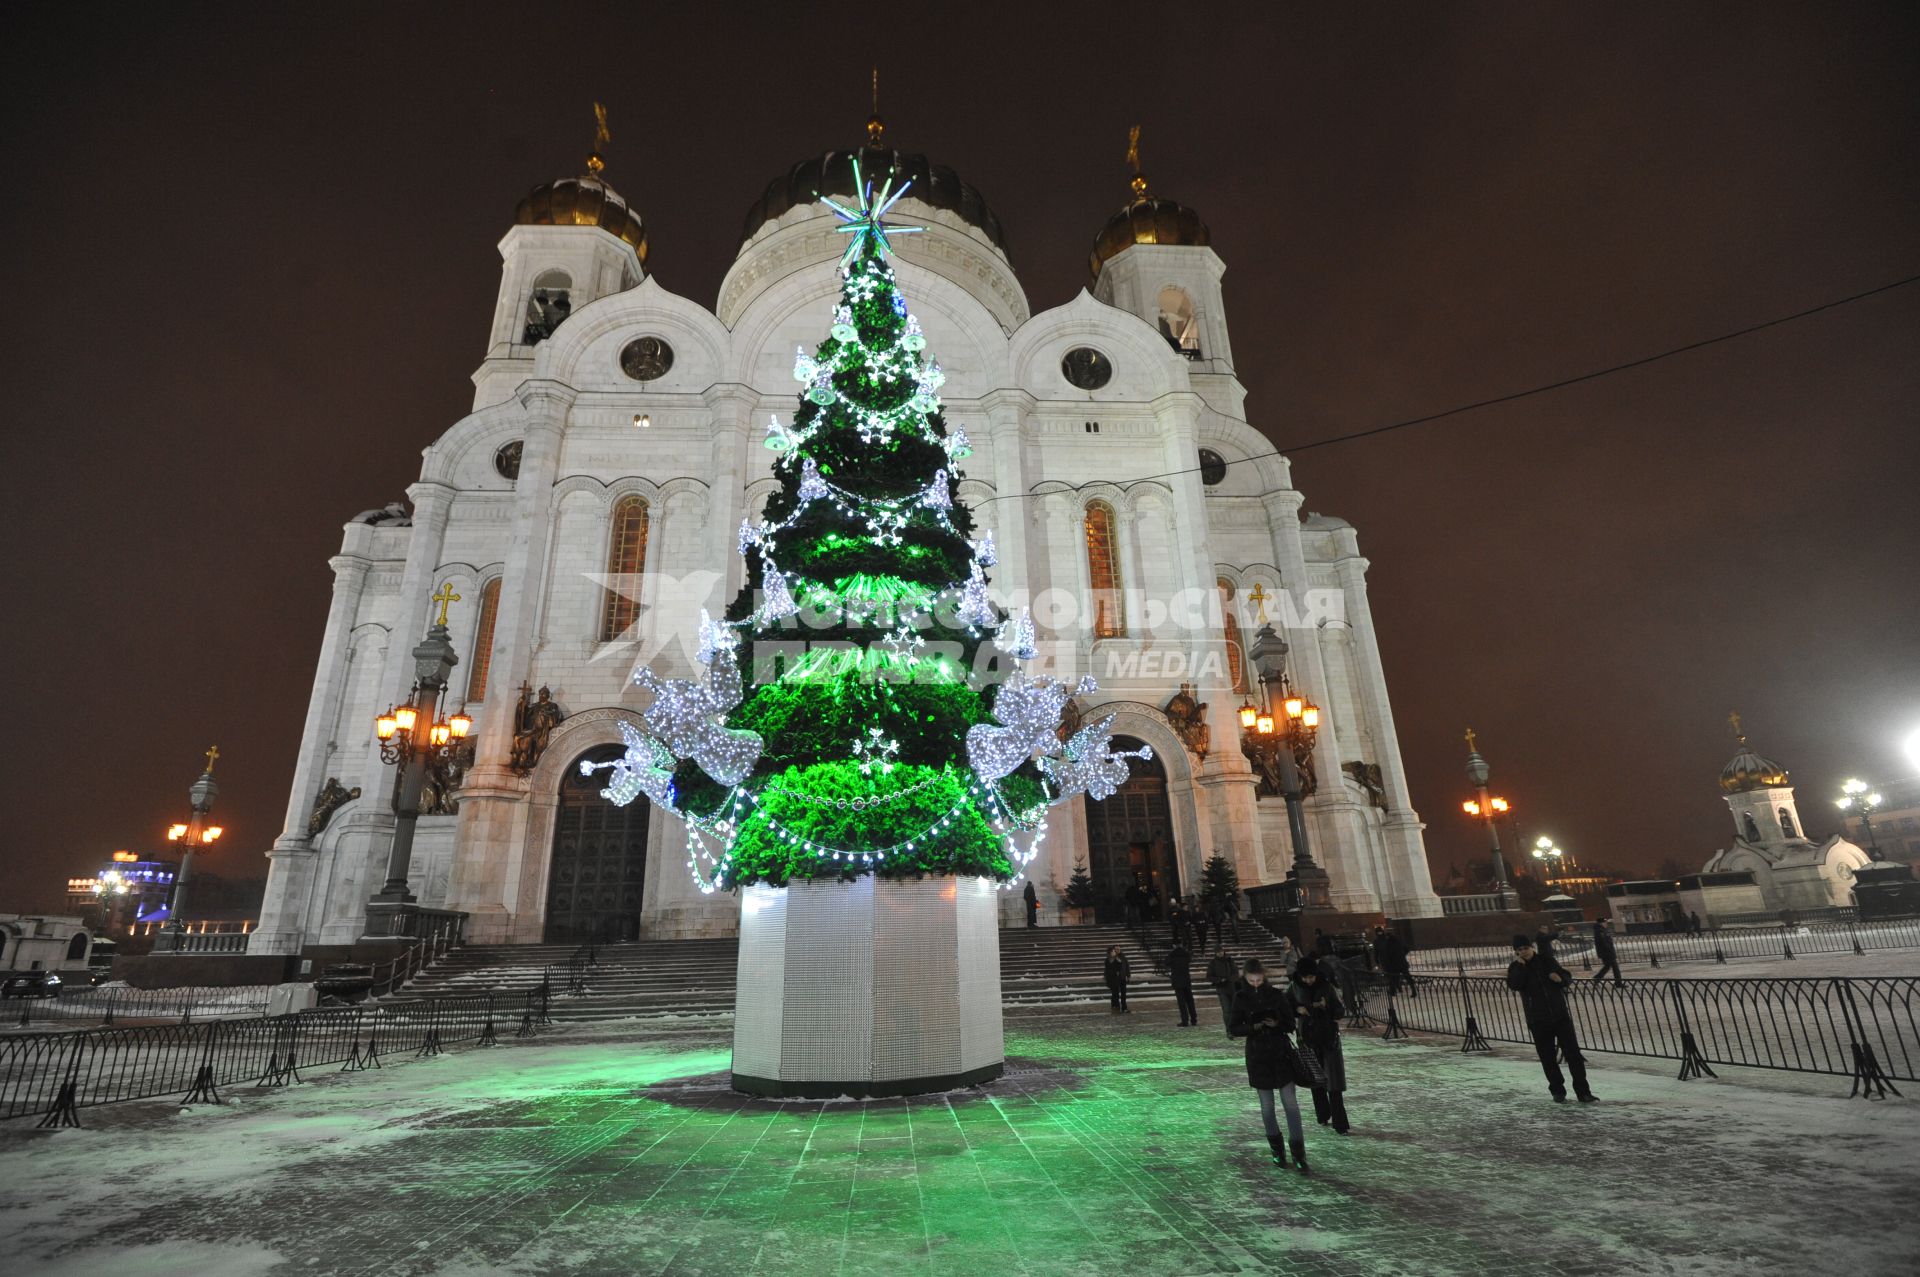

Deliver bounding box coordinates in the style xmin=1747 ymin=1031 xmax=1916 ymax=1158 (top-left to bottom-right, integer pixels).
xmin=591 ymin=192 xmax=1134 ymax=894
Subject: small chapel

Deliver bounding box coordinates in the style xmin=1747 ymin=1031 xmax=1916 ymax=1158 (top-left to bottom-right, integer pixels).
xmin=1699 ymin=717 xmax=1872 ymax=913
xmin=249 ymin=111 xmax=1442 ymax=954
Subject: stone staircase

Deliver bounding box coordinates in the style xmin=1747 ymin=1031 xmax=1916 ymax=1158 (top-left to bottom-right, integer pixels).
xmin=397 ymin=923 xmax=1306 ymax=1023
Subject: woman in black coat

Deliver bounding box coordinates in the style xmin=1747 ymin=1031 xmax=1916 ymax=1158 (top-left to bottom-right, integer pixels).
xmin=1104 ymin=945 xmax=1131 ymax=1012
xmin=1228 ymin=958 xmax=1309 ymax=1171
xmin=1290 ymin=956 xmax=1349 ymax=1133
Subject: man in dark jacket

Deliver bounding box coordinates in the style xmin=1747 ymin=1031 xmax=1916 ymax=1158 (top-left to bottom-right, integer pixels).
xmin=1206 ymin=945 xmax=1238 ymax=1034
xmin=1168 ymin=899 xmax=1191 ymax=949
xmin=1124 ymin=881 xmax=1147 ymax=927
xmin=1591 ymin=918 xmax=1623 ymax=986
xmin=1373 ymin=927 xmax=1416 ymax=999
xmin=1023 ymin=880 xmax=1039 ymax=928
xmin=1507 ymin=934 xmax=1597 ymax=1103
xmin=1167 ymin=940 xmax=1198 ymax=1027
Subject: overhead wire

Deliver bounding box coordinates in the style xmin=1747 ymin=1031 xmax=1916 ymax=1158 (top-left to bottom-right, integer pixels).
xmin=970 ymin=271 xmax=1920 ymax=506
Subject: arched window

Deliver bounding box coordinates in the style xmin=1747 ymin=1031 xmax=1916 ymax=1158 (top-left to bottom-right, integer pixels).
xmin=65 ymin=933 xmax=88 ymax=961
xmin=523 ymin=269 xmax=573 ymax=345
xmin=600 ymin=496 xmax=650 ymax=641
xmin=1742 ymin=812 xmax=1761 ymax=843
xmin=1085 ymin=500 xmax=1125 ymax=639
xmin=1156 ymin=287 xmax=1200 ymax=359
xmin=466 ymin=577 xmax=502 ymax=703
xmin=1218 ymin=578 xmax=1247 ymax=692
xmin=1779 ymin=809 xmax=1797 ymax=839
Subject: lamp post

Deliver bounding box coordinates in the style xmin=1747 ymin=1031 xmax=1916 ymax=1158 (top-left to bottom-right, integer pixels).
xmin=1836 ymin=779 xmax=1885 ymax=861
xmin=1238 ymin=623 xmax=1331 ymax=910
xmin=1461 ymin=729 xmax=1518 ymax=908
xmin=161 ymin=746 xmax=225 ymax=934
xmin=366 ymin=582 xmax=473 ymax=935
xmin=1529 ymin=835 xmax=1567 ymax=883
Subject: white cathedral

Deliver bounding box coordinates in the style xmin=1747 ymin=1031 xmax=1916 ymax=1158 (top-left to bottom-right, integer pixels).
xmin=250 ymin=122 xmax=1442 ymax=955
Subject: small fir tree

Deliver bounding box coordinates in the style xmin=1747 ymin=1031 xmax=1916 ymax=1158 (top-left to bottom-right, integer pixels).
xmin=1063 ymin=860 xmax=1097 ymax=910
xmin=1200 ymin=852 xmax=1241 ymax=912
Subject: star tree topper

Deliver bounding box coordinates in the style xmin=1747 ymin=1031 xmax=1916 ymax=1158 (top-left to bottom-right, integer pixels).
xmin=818 ymin=157 xmax=924 ymax=270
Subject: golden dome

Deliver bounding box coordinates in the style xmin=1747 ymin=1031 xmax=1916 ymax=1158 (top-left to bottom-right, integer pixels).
xmin=1719 ymin=731 xmax=1789 ymax=793
xmin=1089 ymin=194 xmax=1210 ymax=278
xmin=514 ymin=175 xmax=648 ymax=267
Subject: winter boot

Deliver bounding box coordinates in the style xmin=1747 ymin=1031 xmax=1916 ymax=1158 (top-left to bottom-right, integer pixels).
xmin=1288 ymin=1138 xmax=1310 ymax=1174
xmin=1267 ymin=1133 xmax=1287 ymax=1164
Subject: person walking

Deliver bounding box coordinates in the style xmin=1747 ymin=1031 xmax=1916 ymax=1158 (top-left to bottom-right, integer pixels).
xmin=1192 ymin=900 xmax=1211 ymax=954
xmin=1273 ymin=935 xmax=1299 ymax=980
xmin=1229 ymin=959 xmax=1310 ymax=1171
xmin=1124 ymin=879 xmax=1146 ymax=928
xmin=1023 ymin=879 xmax=1039 ymax=929
xmin=1591 ymin=918 xmax=1624 ymax=987
xmin=1104 ymin=944 xmax=1131 ymax=1013
xmin=1206 ymin=944 xmax=1238 ymax=1034
xmin=1168 ymin=897 xmax=1190 ymax=949
xmin=1223 ymin=889 xmax=1241 ymax=941
xmin=1290 ymin=956 xmax=1349 ymax=1134
xmin=1689 ymin=910 xmax=1703 ymax=936
xmin=1373 ymin=927 xmax=1414 ymax=999
xmin=1507 ymin=934 xmax=1598 ymax=1103
xmin=1147 ymin=884 xmax=1164 ymax=922
xmin=1167 ymin=939 xmax=1198 ymax=1027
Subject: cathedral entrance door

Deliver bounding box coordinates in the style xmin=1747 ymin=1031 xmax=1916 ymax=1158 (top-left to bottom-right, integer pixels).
xmin=1082 ymin=737 xmax=1179 ymax=923
xmin=545 ymin=745 xmax=648 ymax=943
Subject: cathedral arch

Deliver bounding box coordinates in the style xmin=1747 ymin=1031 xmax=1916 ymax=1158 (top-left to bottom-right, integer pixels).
xmin=1742 ymin=812 xmax=1762 ymax=843
xmin=1009 ymin=290 xmax=1189 ymax=402
xmin=1779 ymin=809 xmax=1797 ymax=839
xmin=533 ymin=275 xmax=733 ymax=395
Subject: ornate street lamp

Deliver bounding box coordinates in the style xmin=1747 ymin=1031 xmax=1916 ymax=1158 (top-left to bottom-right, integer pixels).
xmin=367 ymin=582 xmax=473 ymax=934
xmin=162 ymin=746 xmax=224 ymax=934
xmin=1836 ymin=778 xmax=1885 ymax=861
xmin=1462 ymin=729 xmax=1518 ymax=907
xmin=1530 ymin=835 xmax=1567 ymax=881
xmin=1239 ymin=623 xmax=1331 ymax=909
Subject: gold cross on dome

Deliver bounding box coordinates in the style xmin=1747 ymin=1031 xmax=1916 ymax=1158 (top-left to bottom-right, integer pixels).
xmin=1463 ymin=727 xmax=1478 ymax=752
xmin=431 ymin=581 xmax=461 ymax=627
xmin=203 ymin=745 xmax=220 ymax=773
xmin=1246 ymin=582 xmax=1272 ymax=624
xmin=1728 ymin=710 xmax=1745 ymax=743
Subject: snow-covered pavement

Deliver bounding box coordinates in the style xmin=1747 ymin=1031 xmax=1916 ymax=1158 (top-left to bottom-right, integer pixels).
xmin=1 ymin=1007 xmax=1915 ymax=1276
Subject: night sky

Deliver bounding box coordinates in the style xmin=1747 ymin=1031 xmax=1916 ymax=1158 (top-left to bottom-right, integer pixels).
xmin=4 ymin=3 xmax=1916 ymax=910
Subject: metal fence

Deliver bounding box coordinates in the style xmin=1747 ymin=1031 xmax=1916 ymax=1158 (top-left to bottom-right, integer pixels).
xmin=1405 ymin=917 xmax=1920 ymax=976
xmin=0 ymin=985 xmax=554 ymax=1128
xmin=1372 ymin=972 xmax=1915 ymax=1096
xmin=9 ymin=984 xmax=277 ymax=1028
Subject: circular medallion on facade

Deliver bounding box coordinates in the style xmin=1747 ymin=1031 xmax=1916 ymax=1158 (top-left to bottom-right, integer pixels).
xmin=1197 ymin=448 xmax=1228 ymax=486
xmin=493 ymin=439 xmax=524 ymax=481
xmin=619 ymin=336 xmax=675 ymax=381
xmin=1061 ymin=347 xmax=1112 ymax=390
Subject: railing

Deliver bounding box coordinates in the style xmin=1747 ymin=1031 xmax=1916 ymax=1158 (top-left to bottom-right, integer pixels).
xmin=1438 ymin=892 xmax=1517 ymax=916
xmin=1384 ymin=972 xmax=1915 ymax=1095
xmin=151 ymin=930 xmax=250 ymax=955
xmin=11 ymin=984 xmax=275 ymax=1029
xmin=1244 ymin=882 xmax=1297 ymax=923
xmin=1406 ymin=917 xmax=1920 ymax=975
xmin=368 ymin=909 xmax=466 ymax=999
xmin=1 ymin=985 xmax=553 ymax=1128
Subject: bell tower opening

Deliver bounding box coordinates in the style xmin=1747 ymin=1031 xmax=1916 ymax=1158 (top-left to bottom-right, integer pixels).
xmin=545 ymin=744 xmax=649 ymax=943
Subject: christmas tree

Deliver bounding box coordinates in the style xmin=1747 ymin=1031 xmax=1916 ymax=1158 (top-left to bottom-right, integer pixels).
xmin=1199 ymin=852 xmax=1241 ymax=912
xmin=589 ymin=160 xmax=1147 ymax=893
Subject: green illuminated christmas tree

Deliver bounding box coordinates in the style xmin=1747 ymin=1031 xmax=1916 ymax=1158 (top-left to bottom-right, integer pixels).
xmin=589 ymin=161 xmax=1147 ymax=893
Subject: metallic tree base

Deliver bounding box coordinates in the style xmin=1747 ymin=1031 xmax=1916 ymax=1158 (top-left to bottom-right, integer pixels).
xmin=731 ymin=876 xmax=1004 ymax=1098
